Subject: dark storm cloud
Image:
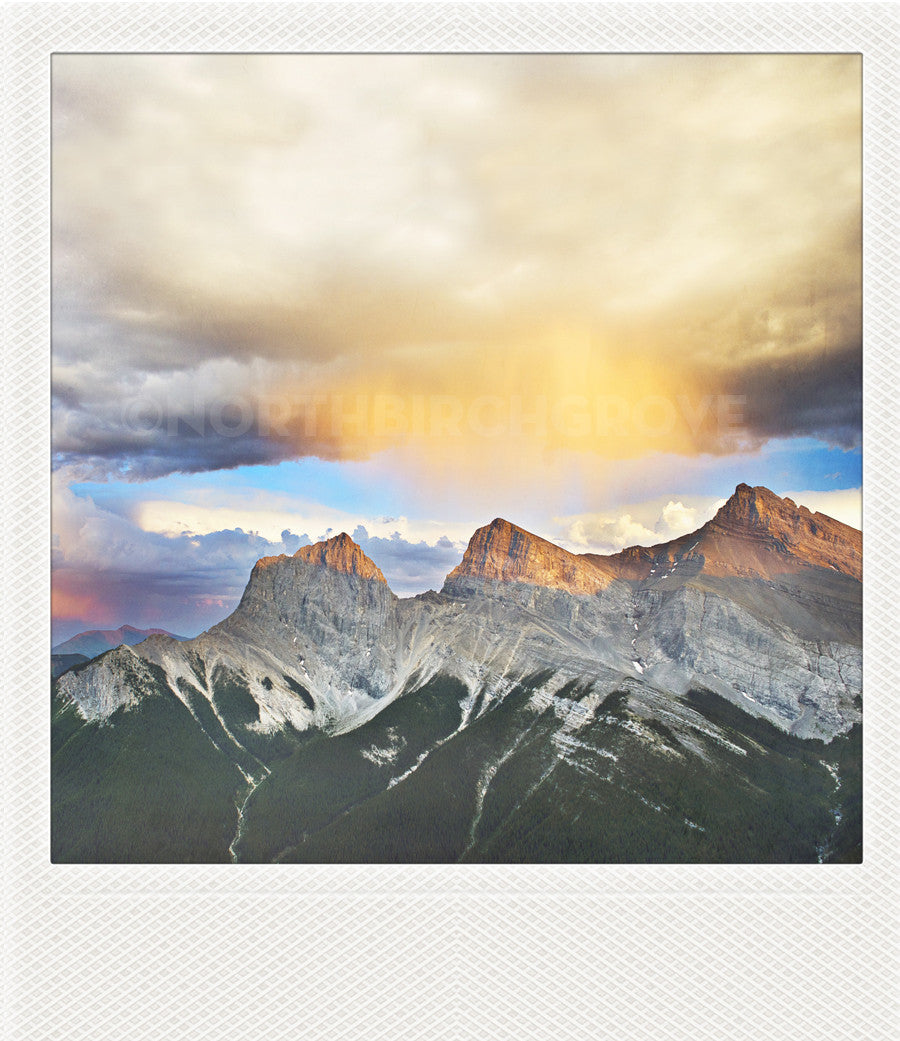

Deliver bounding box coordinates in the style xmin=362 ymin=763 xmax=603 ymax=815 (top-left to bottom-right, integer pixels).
xmin=725 ymin=340 xmax=862 ymax=450
xmin=51 ymin=505 xmax=312 ymax=638
xmin=51 ymin=350 xmax=313 ymax=480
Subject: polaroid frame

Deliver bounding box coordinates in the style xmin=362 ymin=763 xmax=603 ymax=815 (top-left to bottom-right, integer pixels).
xmin=4 ymin=4 xmax=897 ymax=1039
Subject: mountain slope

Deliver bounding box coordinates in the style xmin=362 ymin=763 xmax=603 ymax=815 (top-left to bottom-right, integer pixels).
xmin=52 ymin=669 xmax=248 ymax=863
xmin=261 ymin=681 xmax=860 ymax=865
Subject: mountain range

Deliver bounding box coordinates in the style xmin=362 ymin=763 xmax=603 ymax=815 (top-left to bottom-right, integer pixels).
xmin=52 ymin=624 xmax=189 ymax=659
xmin=51 ymin=484 xmax=862 ymax=864
xmin=51 ymin=625 xmax=189 ymax=679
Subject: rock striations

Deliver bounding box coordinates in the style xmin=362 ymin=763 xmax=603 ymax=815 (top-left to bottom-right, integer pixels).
xmin=594 ymin=483 xmax=861 ymax=584
xmin=445 ymin=518 xmax=611 ymax=596
xmin=294 ymin=532 xmax=388 ymax=583
xmin=444 ymin=485 xmax=860 ymax=596
xmin=253 ymin=531 xmax=388 ymax=584
xmin=699 ymin=483 xmax=862 ymax=580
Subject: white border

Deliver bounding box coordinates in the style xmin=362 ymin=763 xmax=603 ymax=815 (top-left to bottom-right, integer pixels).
xmin=4 ymin=4 xmax=898 ymax=1039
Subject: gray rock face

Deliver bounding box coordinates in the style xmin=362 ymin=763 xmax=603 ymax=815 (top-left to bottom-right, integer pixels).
xmin=438 ymin=568 xmax=860 ymax=740
xmin=630 ymin=581 xmax=860 ymax=738
xmin=55 ymin=644 xmax=160 ymax=721
xmin=56 ymin=521 xmax=862 ymax=744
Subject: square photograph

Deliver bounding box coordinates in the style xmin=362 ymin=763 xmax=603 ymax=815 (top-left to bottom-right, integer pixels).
xmin=51 ymin=53 xmax=861 ymax=864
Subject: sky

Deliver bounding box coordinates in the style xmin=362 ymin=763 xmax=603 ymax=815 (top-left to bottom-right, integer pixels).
xmin=51 ymin=54 xmax=862 ymax=642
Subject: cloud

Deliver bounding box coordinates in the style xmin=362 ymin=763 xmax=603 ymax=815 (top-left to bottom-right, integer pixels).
xmin=51 ymin=353 xmax=306 ymax=480
xmin=661 ymin=501 xmax=700 ymax=534
xmin=52 ymin=54 xmax=861 ymax=486
xmin=128 ymin=487 xmax=478 ymax=549
xmin=563 ymin=514 xmax=658 ymax=551
xmin=554 ymin=495 xmax=727 ymax=554
xmin=719 ymin=337 xmax=861 ymax=450
xmin=783 ymin=488 xmax=861 ymax=530
xmin=52 ymin=473 xmax=305 ymax=636
xmin=51 ymin=472 xmax=471 ymax=639
xmin=349 ymin=527 xmax=463 ymax=596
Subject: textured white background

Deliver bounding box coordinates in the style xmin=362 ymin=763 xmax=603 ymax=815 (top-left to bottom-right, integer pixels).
xmin=3 ymin=3 xmax=898 ymax=1038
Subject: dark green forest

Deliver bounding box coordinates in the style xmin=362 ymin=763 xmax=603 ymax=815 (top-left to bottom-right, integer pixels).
xmin=51 ymin=666 xmax=861 ymax=865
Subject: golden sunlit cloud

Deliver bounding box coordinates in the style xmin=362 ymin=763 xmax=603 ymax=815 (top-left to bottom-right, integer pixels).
xmin=133 ymin=496 xmax=476 ymax=549
xmin=52 ymin=53 xmax=861 ymax=493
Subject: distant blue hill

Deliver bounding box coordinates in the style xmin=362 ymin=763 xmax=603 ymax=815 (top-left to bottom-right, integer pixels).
xmin=52 ymin=624 xmax=189 ymax=660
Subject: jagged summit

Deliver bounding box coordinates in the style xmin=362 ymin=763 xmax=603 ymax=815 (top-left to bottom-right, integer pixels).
xmin=446 ymin=485 xmax=861 ymax=593
xmin=593 ymin=483 xmax=861 ymax=583
xmin=294 ymin=532 xmax=388 ymax=584
xmin=54 ymin=476 xmax=863 ymax=872
xmin=445 ymin=517 xmax=611 ymax=596
xmin=252 ymin=532 xmax=388 ymax=585
xmin=244 ymin=483 xmax=860 ymax=605
xmin=713 ymin=483 xmax=805 ymax=530
xmin=701 ymin=483 xmax=862 ymax=580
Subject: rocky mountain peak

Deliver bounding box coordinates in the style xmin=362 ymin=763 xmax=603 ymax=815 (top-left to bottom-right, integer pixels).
xmin=445 ymin=517 xmax=610 ymax=595
xmin=713 ymin=483 xmax=799 ymax=529
xmin=293 ymin=532 xmax=388 ymax=584
xmin=702 ymin=484 xmax=861 ymax=580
